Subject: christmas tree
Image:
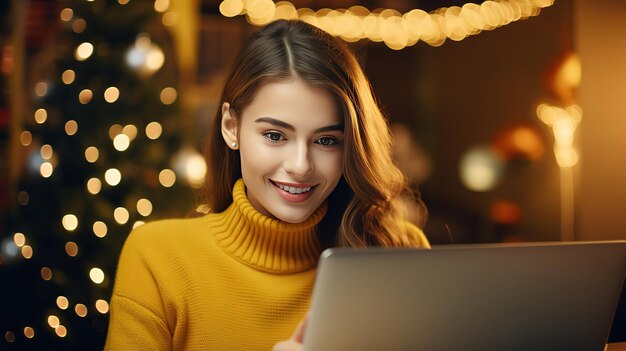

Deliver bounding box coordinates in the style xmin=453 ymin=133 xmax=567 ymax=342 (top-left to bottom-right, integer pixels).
xmin=1 ymin=0 xmax=197 ymax=348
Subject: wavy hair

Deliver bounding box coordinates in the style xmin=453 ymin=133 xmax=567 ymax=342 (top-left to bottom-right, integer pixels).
xmin=204 ymin=19 xmax=424 ymax=248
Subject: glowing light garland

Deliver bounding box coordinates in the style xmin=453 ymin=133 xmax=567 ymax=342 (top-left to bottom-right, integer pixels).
xmin=219 ymin=0 xmax=555 ymax=49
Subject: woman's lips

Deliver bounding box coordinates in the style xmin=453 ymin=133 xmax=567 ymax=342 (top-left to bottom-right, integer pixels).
xmin=271 ymin=180 xmax=317 ymax=203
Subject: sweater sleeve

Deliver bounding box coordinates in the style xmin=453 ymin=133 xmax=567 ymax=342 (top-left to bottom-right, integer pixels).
xmin=104 ymin=229 xmax=173 ymax=351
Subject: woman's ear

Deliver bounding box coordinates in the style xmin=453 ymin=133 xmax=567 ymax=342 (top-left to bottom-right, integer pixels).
xmin=221 ymin=102 xmax=239 ymax=150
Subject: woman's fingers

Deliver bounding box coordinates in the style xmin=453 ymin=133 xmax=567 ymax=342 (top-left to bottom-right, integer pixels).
xmin=291 ymin=316 xmax=308 ymax=343
xmin=272 ymin=340 xmax=303 ymax=351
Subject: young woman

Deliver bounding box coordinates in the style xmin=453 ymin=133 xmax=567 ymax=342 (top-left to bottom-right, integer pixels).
xmin=105 ymin=19 xmax=429 ymax=351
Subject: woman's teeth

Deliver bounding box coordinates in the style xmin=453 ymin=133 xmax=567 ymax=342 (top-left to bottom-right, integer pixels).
xmin=276 ymin=183 xmax=312 ymax=194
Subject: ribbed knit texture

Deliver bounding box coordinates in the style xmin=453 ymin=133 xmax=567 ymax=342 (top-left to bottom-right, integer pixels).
xmin=105 ymin=179 xmax=326 ymax=350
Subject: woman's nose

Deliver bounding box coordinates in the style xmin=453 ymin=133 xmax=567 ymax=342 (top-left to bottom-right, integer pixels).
xmin=284 ymin=142 xmax=314 ymax=176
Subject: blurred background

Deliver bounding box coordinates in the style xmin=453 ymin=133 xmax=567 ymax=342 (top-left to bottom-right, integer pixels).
xmin=1 ymin=0 xmax=625 ymax=349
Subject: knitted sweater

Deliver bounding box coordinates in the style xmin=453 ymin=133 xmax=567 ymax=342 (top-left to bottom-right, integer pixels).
xmin=104 ymin=179 xmax=429 ymax=350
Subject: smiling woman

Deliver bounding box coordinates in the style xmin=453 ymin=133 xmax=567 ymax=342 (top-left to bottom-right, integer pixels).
xmin=105 ymin=19 xmax=429 ymax=351
xmin=221 ymin=79 xmax=344 ymax=223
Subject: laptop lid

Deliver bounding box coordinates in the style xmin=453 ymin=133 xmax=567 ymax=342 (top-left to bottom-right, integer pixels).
xmin=303 ymin=241 xmax=626 ymax=351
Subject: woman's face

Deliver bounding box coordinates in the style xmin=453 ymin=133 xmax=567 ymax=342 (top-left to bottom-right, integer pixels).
xmin=222 ymin=78 xmax=344 ymax=223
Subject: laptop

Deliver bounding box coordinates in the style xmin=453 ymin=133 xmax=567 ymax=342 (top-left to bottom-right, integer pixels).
xmin=303 ymin=241 xmax=626 ymax=351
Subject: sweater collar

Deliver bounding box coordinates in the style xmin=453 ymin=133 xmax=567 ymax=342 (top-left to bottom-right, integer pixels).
xmin=213 ymin=179 xmax=327 ymax=273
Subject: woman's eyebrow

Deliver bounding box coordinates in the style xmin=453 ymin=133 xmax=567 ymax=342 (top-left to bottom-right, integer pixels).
xmin=255 ymin=117 xmax=344 ymax=133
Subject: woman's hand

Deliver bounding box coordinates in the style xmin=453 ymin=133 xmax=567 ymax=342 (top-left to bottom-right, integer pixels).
xmin=272 ymin=317 xmax=307 ymax=351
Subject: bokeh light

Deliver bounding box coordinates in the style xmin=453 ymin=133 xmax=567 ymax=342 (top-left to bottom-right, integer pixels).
xmin=136 ymin=198 xmax=153 ymax=217
xmin=93 ymin=221 xmax=108 ymax=238
xmin=95 ymin=299 xmax=110 ymax=314
xmin=20 ymin=131 xmax=32 ymax=146
xmin=62 ymin=69 xmax=76 ymax=84
xmin=114 ymin=207 xmax=130 ymax=224
xmin=87 ymin=178 xmax=102 ymax=195
xmin=104 ymin=87 xmax=120 ymax=103
xmin=62 ymin=214 xmax=79 ymax=231
xmin=145 ymin=122 xmax=162 ymax=140
xmin=75 ymin=42 xmax=94 ymax=61
xmin=65 ymin=241 xmax=79 ymax=257
xmin=79 ymin=89 xmax=93 ymax=104
xmin=459 ymin=146 xmax=504 ymax=192
xmin=159 ymin=169 xmax=176 ymax=187
xmin=23 ymin=326 xmax=35 ymax=339
xmin=85 ymin=146 xmax=99 ymax=163
xmin=34 ymin=108 xmax=47 ymax=124
xmin=57 ymin=296 xmax=69 ymax=310
xmin=75 ymin=304 xmax=88 ymax=317
xmin=41 ymin=267 xmax=53 ymax=281
xmin=113 ymin=134 xmax=130 ymax=151
xmin=89 ymin=268 xmax=105 ymax=284
xmin=65 ymin=120 xmax=78 ymax=135
xmin=160 ymin=87 xmax=177 ymax=105
xmin=104 ymin=168 xmax=122 ymax=186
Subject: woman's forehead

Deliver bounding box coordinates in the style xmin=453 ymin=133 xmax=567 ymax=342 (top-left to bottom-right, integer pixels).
xmin=242 ymin=79 xmax=342 ymax=128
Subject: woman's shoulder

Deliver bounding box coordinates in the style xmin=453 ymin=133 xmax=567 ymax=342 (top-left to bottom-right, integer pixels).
xmin=123 ymin=215 xmax=211 ymax=254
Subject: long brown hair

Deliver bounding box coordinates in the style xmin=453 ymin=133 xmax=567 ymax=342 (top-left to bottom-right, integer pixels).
xmin=204 ymin=19 xmax=424 ymax=248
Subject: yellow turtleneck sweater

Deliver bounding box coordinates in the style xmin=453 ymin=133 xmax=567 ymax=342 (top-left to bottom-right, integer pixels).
xmin=105 ymin=179 xmax=429 ymax=350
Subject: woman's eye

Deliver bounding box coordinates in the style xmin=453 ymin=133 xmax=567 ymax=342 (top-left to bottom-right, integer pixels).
xmin=263 ymin=131 xmax=285 ymax=143
xmin=316 ymin=137 xmax=338 ymax=146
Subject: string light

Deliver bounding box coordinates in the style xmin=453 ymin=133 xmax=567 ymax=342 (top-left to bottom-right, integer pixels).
xmin=47 ymin=315 xmax=60 ymax=328
xmin=89 ymin=268 xmax=105 ymax=284
xmin=40 ymin=162 xmax=53 ymax=178
xmin=113 ymin=134 xmax=131 ymax=151
xmin=162 ymin=11 xmax=177 ymax=26
xmin=23 ymin=327 xmax=35 ymax=339
xmin=160 ymin=87 xmax=177 ymax=105
xmin=79 ymin=89 xmax=93 ymax=104
xmin=20 ymin=131 xmax=32 ymax=146
xmin=55 ymin=325 xmax=67 ymax=337
xmin=21 ymin=245 xmax=33 ymax=259
xmin=61 ymin=69 xmax=75 ymax=84
xmin=133 ymin=221 xmax=145 ymax=229
xmin=114 ymin=207 xmax=130 ymax=224
xmin=136 ymin=198 xmax=153 ymax=217
xmin=104 ymin=168 xmax=122 ymax=186
xmin=57 ymin=296 xmax=69 ymax=310
xmin=104 ymin=87 xmax=120 ymax=103
xmin=145 ymin=122 xmax=163 ymax=139
xmin=75 ymin=42 xmax=94 ymax=61
xmin=75 ymin=304 xmax=88 ymax=317
xmin=87 ymin=178 xmax=102 ymax=194
xmin=122 ymin=125 xmax=138 ymax=140
xmin=154 ymin=0 xmax=169 ymax=13
xmin=93 ymin=221 xmax=108 ymax=238
xmin=35 ymin=82 xmax=48 ymax=97
xmin=40 ymin=267 xmax=53 ymax=281
xmin=65 ymin=120 xmax=78 ymax=135
xmin=109 ymin=124 xmax=123 ymax=139
xmin=60 ymin=8 xmax=73 ymax=21
xmin=158 ymin=169 xmax=176 ymax=187
xmin=220 ymin=0 xmax=555 ymax=49
xmin=4 ymin=331 xmax=15 ymax=343
xmin=18 ymin=191 xmax=30 ymax=206
xmin=13 ymin=233 xmax=26 ymax=247
xmin=72 ymin=18 xmax=87 ymax=33
xmin=62 ymin=214 xmax=79 ymax=231
xmin=40 ymin=144 xmax=53 ymax=160
xmin=65 ymin=241 xmax=79 ymax=257
xmin=95 ymin=300 xmax=109 ymax=314
xmin=34 ymin=108 xmax=47 ymax=124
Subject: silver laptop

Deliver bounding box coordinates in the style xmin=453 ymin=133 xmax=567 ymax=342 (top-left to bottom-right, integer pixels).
xmin=303 ymin=241 xmax=626 ymax=351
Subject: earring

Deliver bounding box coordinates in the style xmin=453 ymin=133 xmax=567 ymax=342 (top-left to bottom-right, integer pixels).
xmin=231 ymin=142 xmax=237 ymax=148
